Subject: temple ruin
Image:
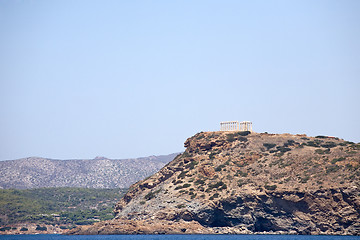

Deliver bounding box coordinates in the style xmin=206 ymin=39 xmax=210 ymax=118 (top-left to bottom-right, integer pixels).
xmin=220 ymin=121 xmax=252 ymax=132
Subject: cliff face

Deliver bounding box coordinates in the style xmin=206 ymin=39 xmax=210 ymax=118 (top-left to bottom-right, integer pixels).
xmin=70 ymin=132 xmax=360 ymax=235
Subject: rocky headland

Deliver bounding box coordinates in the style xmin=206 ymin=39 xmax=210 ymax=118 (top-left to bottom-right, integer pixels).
xmin=69 ymin=131 xmax=360 ymax=235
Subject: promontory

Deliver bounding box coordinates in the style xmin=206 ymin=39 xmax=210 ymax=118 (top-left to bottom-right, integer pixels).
xmin=69 ymin=131 xmax=360 ymax=235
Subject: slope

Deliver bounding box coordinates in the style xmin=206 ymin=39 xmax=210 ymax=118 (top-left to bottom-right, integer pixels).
xmin=70 ymin=131 xmax=360 ymax=235
xmin=0 ymin=153 xmax=178 ymax=189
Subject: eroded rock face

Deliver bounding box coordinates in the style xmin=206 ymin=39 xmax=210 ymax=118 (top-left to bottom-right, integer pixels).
xmin=73 ymin=132 xmax=360 ymax=235
xmin=68 ymin=218 xmax=214 ymax=235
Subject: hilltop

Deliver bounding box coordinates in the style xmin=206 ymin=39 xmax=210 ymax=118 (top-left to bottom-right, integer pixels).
xmin=0 ymin=154 xmax=177 ymax=189
xmin=70 ymin=131 xmax=360 ymax=235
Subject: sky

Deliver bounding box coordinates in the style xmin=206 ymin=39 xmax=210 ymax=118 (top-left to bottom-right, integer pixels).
xmin=0 ymin=0 xmax=359 ymax=161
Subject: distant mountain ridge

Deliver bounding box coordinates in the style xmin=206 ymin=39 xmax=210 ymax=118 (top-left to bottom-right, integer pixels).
xmin=0 ymin=153 xmax=179 ymax=189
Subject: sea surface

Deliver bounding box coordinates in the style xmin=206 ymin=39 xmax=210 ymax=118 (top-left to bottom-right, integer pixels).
xmin=0 ymin=235 xmax=359 ymax=240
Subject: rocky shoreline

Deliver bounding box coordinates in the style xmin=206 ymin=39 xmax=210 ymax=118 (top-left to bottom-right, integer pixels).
xmin=0 ymin=223 xmax=71 ymax=235
xmin=68 ymin=132 xmax=360 ymax=235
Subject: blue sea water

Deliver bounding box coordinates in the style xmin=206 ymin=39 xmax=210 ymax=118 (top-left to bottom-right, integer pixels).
xmin=0 ymin=235 xmax=359 ymax=240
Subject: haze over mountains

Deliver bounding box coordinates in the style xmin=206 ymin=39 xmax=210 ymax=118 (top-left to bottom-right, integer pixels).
xmin=0 ymin=154 xmax=178 ymax=189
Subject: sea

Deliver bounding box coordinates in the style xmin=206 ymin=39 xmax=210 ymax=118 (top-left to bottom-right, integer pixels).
xmin=0 ymin=235 xmax=359 ymax=240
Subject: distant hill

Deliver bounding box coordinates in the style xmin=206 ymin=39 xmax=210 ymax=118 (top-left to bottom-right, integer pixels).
xmin=0 ymin=153 xmax=179 ymax=189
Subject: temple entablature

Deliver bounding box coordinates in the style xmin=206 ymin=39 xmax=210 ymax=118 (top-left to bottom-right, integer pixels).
xmin=220 ymin=121 xmax=253 ymax=132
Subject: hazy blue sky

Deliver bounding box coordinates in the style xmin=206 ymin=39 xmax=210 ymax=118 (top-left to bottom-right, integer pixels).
xmin=1 ymin=0 xmax=359 ymax=160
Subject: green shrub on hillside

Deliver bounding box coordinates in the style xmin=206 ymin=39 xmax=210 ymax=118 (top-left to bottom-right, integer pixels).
xmin=276 ymin=146 xmax=291 ymax=153
xmin=264 ymin=184 xmax=277 ymax=190
xmin=227 ymin=133 xmax=248 ymax=143
xmin=194 ymin=179 xmax=205 ymax=185
xmin=315 ymin=149 xmax=330 ymax=154
xmin=263 ymin=143 xmax=276 ymax=150
xmin=215 ymin=164 xmax=226 ymax=172
xmin=227 ymin=134 xmax=236 ymax=142
xmin=331 ymin=157 xmax=346 ymax=164
xmin=236 ymin=170 xmax=248 ymax=177
xmin=316 ymin=136 xmax=328 ymax=139
xmin=0 ymin=227 xmax=11 ymax=231
xmin=144 ymin=189 xmax=161 ymax=200
xmin=300 ymin=176 xmax=310 ymax=183
xmin=35 ymin=226 xmax=47 ymax=231
xmin=186 ymin=161 xmax=198 ymax=170
xmin=178 ymin=171 xmax=188 ymax=179
xmin=321 ymin=142 xmax=337 ymax=148
xmin=326 ymin=165 xmax=341 ymax=173
xmin=175 ymin=183 xmax=191 ymax=190
xmin=176 ymin=204 xmax=186 ymax=209
xmin=209 ymin=193 xmax=219 ymax=200
xmin=237 ymin=131 xmax=251 ymax=136
xmin=208 ymin=181 xmax=227 ymax=190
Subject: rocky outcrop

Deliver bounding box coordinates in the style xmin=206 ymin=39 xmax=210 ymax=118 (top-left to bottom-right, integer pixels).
xmin=70 ymin=132 xmax=360 ymax=235
xmin=68 ymin=218 xmax=213 ymax=235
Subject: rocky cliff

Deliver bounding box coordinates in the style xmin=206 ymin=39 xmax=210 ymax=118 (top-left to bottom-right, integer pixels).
xmin=70 ymin=132 xmax=360 ymax=235
xmin=0 ymin=154 xmax=177 ymax=189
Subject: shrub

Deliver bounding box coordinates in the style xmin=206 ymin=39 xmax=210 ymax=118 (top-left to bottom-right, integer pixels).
xmin=178 ymin=171 xmax=188 ymax=179
xmin=287 ymin=140 xmax=296 ymax=145
xmin=321 ymin=142 xmax=337 ymax=148
xmin=331 ymin=157 xmax=346 ymax=164
xmin=215 ymin=164 xmax=225 ymax=172
xmin=300 ymin=176 xmax=310 ymax=183
xmin=208 ymin=181 xmax=226 ymax=190
xmin=75 ymin=220 xmax=94 ymax=225
xmin=0 ymin=227 xmax=11 ymax=231
xmin=176 ymin=204 xmax=186 ymax=209
xmin=237 ymin=131 xmax=251 ymax=136
xmin=20 ymin=227 xmax=28 ymax=231
xmin=263 ymin=143 xmax=276 ymax=150
xmin=238 ymin=137 xmax=248 ymax=142
xmin=236 ymin=170 xmax=248 ymax=177
xmin=194 ymin=179 xmax=205 ymax=185
xmin=315 ymin=148 xmax=330 ymax=154
xmin=276 ymin=146 xmax=291 ymax=153
xmin=316 ymin=135 xmax=328 ymax=139
xmin=226 ymin=134 xmax=236 ymax=142
xmin=175 ymin=183 xmax=191 ymax=190
xmin=174 ymin=180 xmax=183 ymax=185
xmin=36 ymin=226 xmax=47 ymax=231
xmin=238 ymin=179 xmax=246 ymax=187
xmin=306 ymin=141 xmax=320 ymax=147
xmin=182 ymin=152 xmax=192 ymax=158
xmin=144 ymin=189 xmax=161 ymax=200
xmin=326 ymin=165 xmax=340 ymax=173
xmin=345 ymin=163 xmax=354 ymax=170
xmin=264 ymin=184 xmax=277 ymax=191
xmin=209 ymin=193 xmax=219 ymax=200
xmin=196 ymin=134 xmax=205 ymax=140
xmin=209 ymin=152 xmax=216 ymax=159
xmin=186 ymin=161 xmax=198 ymax=170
